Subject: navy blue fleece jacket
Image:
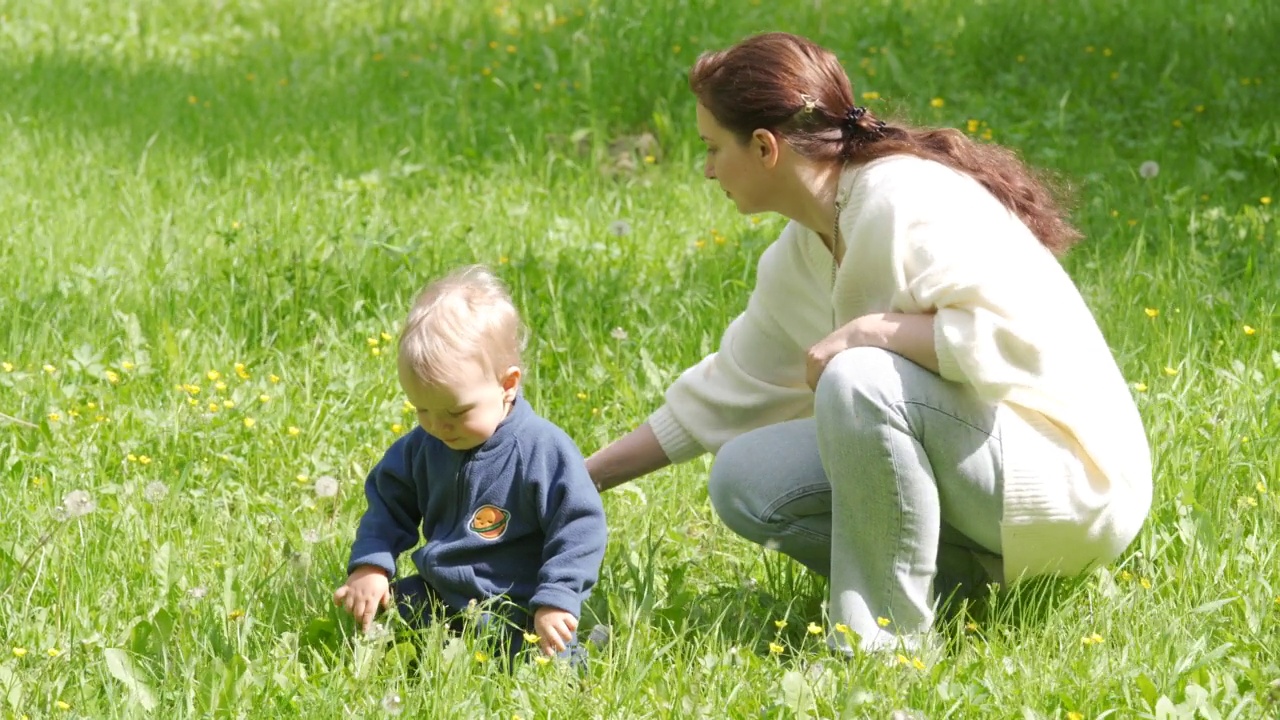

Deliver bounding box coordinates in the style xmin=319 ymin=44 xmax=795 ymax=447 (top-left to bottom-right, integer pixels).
xmin=347 ymin=396 xmax=607 ymax=618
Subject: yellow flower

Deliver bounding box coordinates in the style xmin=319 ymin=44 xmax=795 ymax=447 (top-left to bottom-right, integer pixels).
xmin=207 ymin=370 xmax=221 ymax=382
xmin=877 ymin=616 xmax=891 ymax=627
xmin=1195 ymin=104 xmax=1205 ymax=113
xmin=48 ymin=413 xmax=61 ymax=422
xmin=1163 ymin=367 xmax=1178 ymax=376
xmin=296 ymin=474 xmax=310 ymax=483
xmin=188 ymin=95 xmax=198 ymax=104
xmin=1243 ymin=325 xmax=1256 ymax=335
xmin=965 ymin=621 xmax=979 ymax=632
xmin=127 ymin=453 xmax=138 ymax=462
xmin=243 ymin=417 xmax=256 ymax=428
xmin=911 ymin=657 xmax=926 ymax=670
xmin=269 ymin=374 xmax=281 ymax=383
xmin=1257 ymin=481 xmax=1267 ymax=494
xmin=929 ymin=97 xmax=944 ymax=108
xmin=773 ymin=619 xmax=787 ymax=630
xmin=183 ymin=384 xmax=201 ymax=395
xmin=1 ymin=361 xmax=12 ymax=372
xmin=1103 ymin=47 xmax=1113 ymax=56
xmin=43 ymin=364 xmax=56 ymax=374
xmin=138 ymin=455 xmax=151 ymax=465
xmin=806 ymin=622 xmax=823 ymax=636
xmin=534 ymin=655 xmax=550 ymax=666
xmin=1261 ymin=197 xmax=1271 ymax=205
xmin=215 ymin=381 xmax=227 ymax=391
xmin=834 ymin=623 xmax=850 ymax=635
xmin=122 ymin=361 xmax=135 ymax=371
xmin=576 ymin=392 xmax=588 ymax=401
xmin=258 ymin=394 xmax=270 ymax=403
xmin=391 ymin=423 xmax=403 ymax=434
xmin=366 ymin=337 xmax=379 ymax=347
xmin=1139 ymin=578 xmax=1152 ymax=589
xmin=223 ymin=399 xmax=235 ymax=408
xmin=208 ymin=402 xmax=220 ymax=412
xmin=1133 ymin=382 xmax=1147 ymax=392
xmin=56 ymin=701 xmax=71 ymax=711
xmin=768 ymin=642 xmax=784 ymax=655
xmin=861 ymin=91 xmax=880 ymax=101
xmin=1117 ymin=570 xmax=1133 ymax=582
xmin=380 ymin=332 xmax=393 ymax=342
xmin=227 ymin=609 xmax=245 ymax=620
xmin=523 ymin=632 xmax=541 ymax=644
xmin=1067 ymin=712 xmax=1084 ymax=720
xmin=47 ymin=647 xmax=61 ymax=657
xmin=488 ymin=40 xmax=499 ymax=49
xmin=1080 ymin=633 xmax=1104 ymax=646
xmin=12 ymin=647 xmax=26 ymax=657
xmin=1016 ymin=54 xmax=1026 ymax=63
xmin=1144 ymin=307 xmax=1159 ymax=318
xmin=1084 ymin=45 xmax=1095 ymax=53
xmin=644 ymin=154 xmax=656 ymax=164
xmin=474 ymin=651 xmax=489 ymax=663
xmin=288 ymin=426 xmax=301 ymax=436
xmin=371 ymin=347 xmax=382 ymax=356
xmin=895 ymin=653 xmax=910 ymax=665
xmin=966 ymin=119 xmax=980 ymax=133
xmin=1172 ymin=119 xmax=1183 ymax=128
xmin=104 ymin=370 xmax=120 ymax=383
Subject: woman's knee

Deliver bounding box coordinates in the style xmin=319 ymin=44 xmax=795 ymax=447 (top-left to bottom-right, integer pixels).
xmin=707 ymin=436 xmax=759 ymax=532
xmin=814 ymin=347 xmax=905 ymax=421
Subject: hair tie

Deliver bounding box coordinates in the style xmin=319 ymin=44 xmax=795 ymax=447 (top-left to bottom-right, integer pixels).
xmin=842 ymin=105 xmax=885 ymax=138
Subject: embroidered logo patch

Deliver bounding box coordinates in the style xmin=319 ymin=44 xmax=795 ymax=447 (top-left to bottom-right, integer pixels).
xmin=467 ymin=505 xmax=511 ymax=540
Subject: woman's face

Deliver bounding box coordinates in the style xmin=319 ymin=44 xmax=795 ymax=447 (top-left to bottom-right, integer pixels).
xmin=696 ymin=103 xmax=774 ymax=215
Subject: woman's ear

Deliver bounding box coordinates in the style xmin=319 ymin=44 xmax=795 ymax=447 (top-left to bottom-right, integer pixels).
xmin=752 ymin=128 xmax=781 ymax=169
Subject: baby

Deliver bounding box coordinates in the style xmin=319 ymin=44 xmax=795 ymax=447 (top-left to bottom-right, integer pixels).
xmin=333 ymin=265 xmax=607 ymax=658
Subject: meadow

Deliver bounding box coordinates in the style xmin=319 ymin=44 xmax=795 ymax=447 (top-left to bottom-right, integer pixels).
xmin=1 ymin=0 xmax=1277 ymax=717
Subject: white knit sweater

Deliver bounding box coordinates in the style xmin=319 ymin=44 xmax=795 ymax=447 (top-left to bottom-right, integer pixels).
xmin=649 ymin=154 xmax=1152 ymax=580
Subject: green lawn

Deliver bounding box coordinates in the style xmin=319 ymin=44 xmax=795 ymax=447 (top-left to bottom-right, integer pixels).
xmin=1 ymin=0 xmax=1277 ymax=717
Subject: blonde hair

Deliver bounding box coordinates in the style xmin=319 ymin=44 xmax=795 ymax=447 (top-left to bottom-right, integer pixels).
xmin=398 ymin=265 xmax=525 ymax=385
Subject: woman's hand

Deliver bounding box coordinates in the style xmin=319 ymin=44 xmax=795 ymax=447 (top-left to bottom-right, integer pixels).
xmin=806 ymin=313 xmax=939 ymax=389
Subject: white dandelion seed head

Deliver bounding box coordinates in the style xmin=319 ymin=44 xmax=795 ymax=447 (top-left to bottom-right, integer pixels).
xmin=364 ymin=621 xmax=391 ymax=643
xmin=63 ymin=490 xmax=96 ymax=519
xmin=610 ymin=327 xmax=628 ymax=341
xmin=587 ymin=624 xmax=612 ymax=647
xmin=380 ymin=690 xmax=404 ymax=715
xmin=189 ymin=586 xmax=207 ymax=600
xmin=313 ymin=475 xmax=339 ymax=498
xmin=1138 ymin=161 xmax=1159 ymax=179
xmin=608 ymin=220 xmax=632 ymax=237
xmin=763 ymin=538 xmax=782 ymax=552
xmin=301 ymin=528 xmax=321 ymax=544
xmin=143 ymin=481 xmax=169 ymax=504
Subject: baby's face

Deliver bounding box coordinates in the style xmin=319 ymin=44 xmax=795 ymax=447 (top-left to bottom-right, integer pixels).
xmin=398 ymin=358 xmax=517 ymax=451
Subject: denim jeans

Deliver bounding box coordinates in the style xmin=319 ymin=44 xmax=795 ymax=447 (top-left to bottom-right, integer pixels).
xmin=707 ymin=347 xmax=1005 ymax=652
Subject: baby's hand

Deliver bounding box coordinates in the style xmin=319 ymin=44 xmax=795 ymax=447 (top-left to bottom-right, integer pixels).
xmin=333 ymin=566 xmax=391 ymax=633
xmin=532 ymin=606 xmax=578 ymax=656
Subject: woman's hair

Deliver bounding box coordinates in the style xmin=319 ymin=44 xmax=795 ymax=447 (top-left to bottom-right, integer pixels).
xmin=689 ymin=32 xmax=1081 ymax=255
xmin=399 ymin=265 xmax=525 ymax=385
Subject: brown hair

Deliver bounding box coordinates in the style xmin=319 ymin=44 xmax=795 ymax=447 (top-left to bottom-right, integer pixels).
xmin=689 ymin=32 xmax=1081 ymax=255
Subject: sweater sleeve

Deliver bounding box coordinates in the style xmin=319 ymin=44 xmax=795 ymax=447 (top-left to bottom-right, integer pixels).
xmin=528 ymin=437 xmax=608 ymax=618
xmin=648 ymin=229 xmax=817 ymax=462
xmin=347 ymin=430 xmax=426 ymax=577
xmin=870 ymin=173 xmax=1064 ymax=403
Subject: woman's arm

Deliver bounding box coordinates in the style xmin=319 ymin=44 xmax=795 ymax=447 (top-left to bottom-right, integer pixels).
xmin=806 ymin=312 xmax=939 ymax=389
xmin=584 ymin=423 xmax=671 ymax=492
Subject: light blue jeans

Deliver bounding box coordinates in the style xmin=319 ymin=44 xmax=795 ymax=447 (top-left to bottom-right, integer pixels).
xmin=708 ymin=347 xmax=1004 ymax=652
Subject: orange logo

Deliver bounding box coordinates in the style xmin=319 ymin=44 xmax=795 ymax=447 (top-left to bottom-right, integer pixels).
xmin=468 ymin=505 xmax=511 ymax=540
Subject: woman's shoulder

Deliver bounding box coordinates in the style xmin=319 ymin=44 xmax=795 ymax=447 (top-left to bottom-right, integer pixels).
xmin=853 ymin=154 xmax=982 ymax=197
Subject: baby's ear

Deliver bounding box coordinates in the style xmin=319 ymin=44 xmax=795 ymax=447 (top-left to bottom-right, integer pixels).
xmin=501 ymin=366 xmax=522 ymax=398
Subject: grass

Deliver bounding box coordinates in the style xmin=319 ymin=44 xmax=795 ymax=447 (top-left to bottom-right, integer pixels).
xmin=1 ymin=0 xmax=1278 ymax=717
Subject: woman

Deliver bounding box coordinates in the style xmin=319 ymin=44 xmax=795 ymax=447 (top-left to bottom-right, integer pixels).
xmin=585 ymin=32 xmax=1151 ymax=653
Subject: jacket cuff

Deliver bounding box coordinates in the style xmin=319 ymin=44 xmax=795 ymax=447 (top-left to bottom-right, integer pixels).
xmin=647 ymin=405 xmax=707 ymax=464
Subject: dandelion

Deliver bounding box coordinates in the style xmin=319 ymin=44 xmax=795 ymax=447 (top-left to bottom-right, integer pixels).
xmin=1080 ymin=633 xmax=1104 ymax=646
xmin=314 ymin=475 xmax=340 ymax=498
xmin=806 ymin=622 xmax=823 ymax=636
xmin=474 ymin=651 xmax=489 ymax=663
xmin=288 ymin=426 xmax=301 ymax=436
xmin=243 ymin=417 xmax=256 ymax=429
xmin=1118 ymin=569 xmax=1133 ymax=582
xmin=227 ymin=609 xmax=245 ymax=621
xmin=966 ymin=119 xmax=980 ymax=133
xmin=187 ymin=95 xmax=198 ymax=105
xmin=105 ymin=370 xmax=120 ymax=384
xmin=234 ymin=362 xmax=250 ymax=378
xmin=189 ymin=586 xmax=207 ymax=600
xmin=208 ymin=402 xmax=220 ymax=413
xmin=1243 ymin=325 xmax=1256 ymax=335
xmin=1239 ymin=496 xmax=1258 ymax=508
xmin=122 ymin=361 xmax=135 ymax=371
xmin=47 ymin=648 xmax=61 ymax=658
xmin=576 ymin=392 xmax=588 ymax=401
xmin=12 ymin=647 xmax=26 ymax=657
xmin=1138 ymin=161 xmax=1159 ymax=179
xmin=608 ymin=220 xmax=632 ymax=236
xmin=381 ymin=691 xmax=405 ymax=715
xmin=877 ymin=616 xmax=891 ymax=627
xmin=896 ymin=653 xmax=910 ymax=665
xmin=55 ymin=701 xmax=70 ymax=711
xmin=391 ymin=423 xmax=403 ymax=434
xmin=1139 ymin=578 xmax=1152 ymax=589
xmin=929 ymin=97 xmax=944 ymax=108
xmin=223 ymin=399 xmax=234 ymax=408
xmin=523 ymin=632 xmax=541 ymax=644
xmin=911 ymin=657 xmax=926 ymax=670
xmin=1132 ymin=382 xmax=1147 ymax=393
xmin=1 ymin=361 xmax=12 ymax=372
xmin=965 ymin=621 xmax=979 ymax=632
xmin=207 ymin=370 xmax=221 ymax=382
xmin=63 ymin=490 xmax=95 ymax=519
xmin=1067 ymin=713 xmax=1084 ymax=720
xmin=773 ymin=619 xmax=787 ymax=630
xmin=1257 ymin=481 xmax=1267 ymax=494
xmin=1262 ymin=197 xmax=1272 ymax=205
xmin=366 ymin=337 xmax=380 ymax=347
xmin=861 ymin=91 xmax=880 ymax=100
xmin=610 ymin=327 xmax=628 ymax=341
xmin=534 ymin=655 xmax=551 ymax=666
xmin=1163 ymin=367 xmax=1178 ymax=376
xmin=269 ymin=374 xmax=280 ymax=383
xmin=302 ymin=528 xmax=321 ymax=544
xmin=143 ymin=481 xmax=169 ymax=504
xmin=371 ymin=347 xmax=382 ymax=356
xmin=768 ymin=642 xmax=784 ymax=655
xmin=43 ymin=364 xmax=56 ymax=374
xmin=258 ymin=394 xmax=270 ymax=403
xmin=1144 ymin=307 xmax=1159 ymax=318
xmin=47 ymin=413 xmax=61 ymax=423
